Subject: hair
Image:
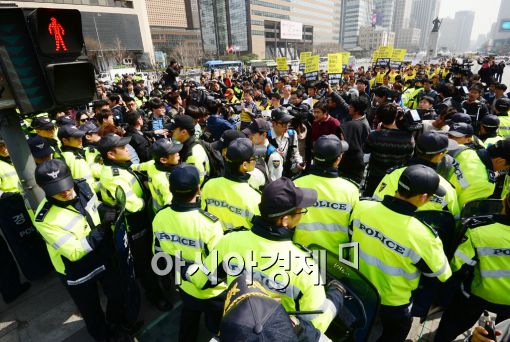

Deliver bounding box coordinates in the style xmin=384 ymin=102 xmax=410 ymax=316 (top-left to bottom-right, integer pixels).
xmin=438 ymin=83 xmax=455 ymax=98
xmin=488 ymin=141 xmax=510 ymax=163
xmin=313 ymin=100 xmax=328 ymax=113
xmin=93 ymin=99 xmax=108 ymax=111
xmin=271 ymin=93 xmax=282 ymax=100
xmin=108 ymin=94 xmax=121 ymax=104
xmin=469 ymin=85 xmax=483 ymax=93
xmin=420 ymin=96 xmax=435 ymax=105
xmin=496 ymin=83 xmax=508 ymax=91
xmin=244 ymin=88 xmax=254 ymax=96
xmin=373 ymin=86 xmax=389 ymax=98
xmin=186 ymin=105 xmax=202 ymax=120
xmin=291 ymin=90 xmax=304 ymax=99
xmin=166 ymin=92 xmax=181 ymax=105
xmin=149 ymin=98 xmax=165 ymax=110
xmin=377 ymin=103 xmax=398 ymax=125
xmin=123 ymin=96 xmax=136 ymax=104
xmin=96 ymin=109 xmax=113 ymax=124
xmin=349 ymin=97 xmax=368 ymax=114
xmin=125 ymin=110 xmax=141 ymax=127
xmin=98 ymin=124 xmax=123 ymax=137
xmin=356 ymin=78 xmax=369 ymax=87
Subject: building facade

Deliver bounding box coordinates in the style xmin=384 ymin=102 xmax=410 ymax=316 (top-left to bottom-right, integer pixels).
xmin=197 ymin=0 xmax=336 ymax=59
xmin=358 ymin=25 xmax=395 ymax=52
xmin=10 ymin=0 xmax=154 ymax=69
xmin=340 ymin=0 xmax=373 ymax=50
xmin=437 ymin=11 xmax=474 ymax=54
xmin=410 ymin=0 xmax=440 ymax=50
xmin=373 ymin=0 xmax=395 ymax=30
xmin=491 ymin=0 xmax=510 ymax=54
xmin=145 ymin=0 xmax=202 ymax=66
xmin=392 ymin=0 xmax=412 ymax=32
xmin=395 ymin=27 xmax=421 ymax=50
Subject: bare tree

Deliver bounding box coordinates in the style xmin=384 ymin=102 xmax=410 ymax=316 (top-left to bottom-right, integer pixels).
xmin=167 ymin=39 xmax=204 ymax=66
xmin=112 ymin=37 xmax=127 ymax=65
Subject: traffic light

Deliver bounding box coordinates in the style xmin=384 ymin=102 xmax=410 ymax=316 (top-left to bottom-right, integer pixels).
xmin=0 ymin=8 xmax=54 ymax=114
xmin=28 ymin=8 xmax=94 ymax=106
xmin=0 ymin=7 xmax=95 ymax=114
xmin=29 ymin=8 xmax=84 ymax=60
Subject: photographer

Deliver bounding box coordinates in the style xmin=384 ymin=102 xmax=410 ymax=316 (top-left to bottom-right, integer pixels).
xmin=164 ymin=60 xmax=180 ymax=91
xmin=363 ymin=103 xmax=415 ymax=196
xmin=206 ymin=99 xmax=236 ymax=141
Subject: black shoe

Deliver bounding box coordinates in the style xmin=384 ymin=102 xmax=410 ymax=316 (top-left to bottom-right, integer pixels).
xmin=3 ymin=282 xmax=31 ymax=304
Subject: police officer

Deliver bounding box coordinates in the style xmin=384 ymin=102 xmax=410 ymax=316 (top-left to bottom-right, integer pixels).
xmin=98 ymin=134 xmax=171 ymax=311
xmin=434 ymin=193 xmax=510 ymax=341
xmin=153 ymin=164 xmax=225 ymax=342
xmin=78 ymin=121 xmax=102 ymax=174
xmin=31 ymin=116 xmax=62 ymax=159
xmin=449 ymin=136 xmax=510 ymax=207
xmin=58 ymin=125 xmax=97 ymax=193
xmin=28 ymin=135 xmax=54 ymax=165
xmin=201 ymin=138 xmax=261 ymax=230
xmin=350 ymin=165 xmax=452 ymax=341
xmin=0 ymin=137 xmax=30 ymax=303
xmin=494 ymin=97 xmax=510 ymax=138
xmin=170 ymin=115 xmax=209 ymax=185
xmin=374 ymin=132 xmax=460 ymax=218
xmin=242 ymin=119 xmax=274 ymax=189
xmin=293 ymin=135 xmax=358 ymax=254
xmin=479 ymin=115 xmax=504 ymax=147
xmin=132 ymin=139 xmax=182 ymax=212
xmin=267 ymin=107 xmax=303 ymax=179
xmin=33 ymin=159 xmax=128 ymax=341
xmin=188 ymin=177 xmax=349 ymax=334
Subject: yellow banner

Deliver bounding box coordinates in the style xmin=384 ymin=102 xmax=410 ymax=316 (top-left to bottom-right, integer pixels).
xmin=341 ymin=52 xmax=351 ymax=66
xmin=276 ymin=57 xmax=288 ymax=71
xmin=305 ymin=55 xmax=320 ymax=74
xmin=391 ymin=48 xmax=407 ymax=62
xmin=378 ymin=45 xmax=394 ymax=59
xmin=328 ymin=53 xmax=343 ymax=74
xmin=372 ymin=50 xmax=379 ymax=62
xmin=300 ymin=51 xmax=312 ymax=63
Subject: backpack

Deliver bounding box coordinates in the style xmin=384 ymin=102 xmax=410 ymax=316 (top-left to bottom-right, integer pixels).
xmin=191 ymin=139 xmax=225 ymax=179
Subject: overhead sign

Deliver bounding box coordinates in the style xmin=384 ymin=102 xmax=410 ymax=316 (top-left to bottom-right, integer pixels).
xmin=280 ymin=20 xmax=303 ymax=40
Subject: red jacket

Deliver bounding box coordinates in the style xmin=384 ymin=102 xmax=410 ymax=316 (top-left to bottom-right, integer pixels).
xmin=311 ymin=115 xmax=341 ymax=142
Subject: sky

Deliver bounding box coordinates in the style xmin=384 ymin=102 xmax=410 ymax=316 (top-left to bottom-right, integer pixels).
xmin=439 ymin=0 xmax=502 ymax=40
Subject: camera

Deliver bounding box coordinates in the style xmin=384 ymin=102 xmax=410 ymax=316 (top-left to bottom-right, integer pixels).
xmin=397 ymin=108 xmax=423 ymax=132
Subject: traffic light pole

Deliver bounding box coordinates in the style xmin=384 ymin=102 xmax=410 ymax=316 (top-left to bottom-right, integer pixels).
xmin=0 ymin=108 xmax=45 ymax=210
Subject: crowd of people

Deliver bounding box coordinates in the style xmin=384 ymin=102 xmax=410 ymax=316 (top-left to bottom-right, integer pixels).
xmin=1 ymin=56 xmax=510 ymax=342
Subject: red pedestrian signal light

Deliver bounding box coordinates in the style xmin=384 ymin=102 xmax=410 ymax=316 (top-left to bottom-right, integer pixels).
xmin=48 ymin=17 xmax=68 ymax=53
xmin=30 ymin=8 xmax=83 ymax=58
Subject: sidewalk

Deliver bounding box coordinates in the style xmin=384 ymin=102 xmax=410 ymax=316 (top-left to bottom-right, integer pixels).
xmin=0 ymin=273 xmax=472 ymax=342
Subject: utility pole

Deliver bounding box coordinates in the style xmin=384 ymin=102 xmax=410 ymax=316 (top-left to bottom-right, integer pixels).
xmin=0 ymin=108 xmax=44 ymax=210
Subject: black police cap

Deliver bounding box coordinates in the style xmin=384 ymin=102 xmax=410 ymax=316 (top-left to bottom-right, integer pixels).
xmin=98 ymin=134 xmax=132 ymax=153
xmin=169 ymin=164 xmax=200 ymax=195
xmin=31 ymin=116 xmax=55 ymax=130
xmin=480 ymin=115 xmax=500 ymax=128
xmin=168 ymin=115 xmax=195 ymax=133
xmin=313 ymin=135 xmax=349 ymax=163
xmin=271 ymin=107 xmax=293 ymax=123
xmin=28 ymin=136 xmax=53 ymax=158
xmin=398 ymin=164 xmax=446 ymax=197
xmin=226 ymin=138 xmax=254 ymax=164
xmin=212 ymin=129 xmax=246 ymax=151
xmin=151 ymin=138 xmax=183 ymax=159
xmin=58 ymin=125 xmax=86 ymax=140
xmin=416 ymin=132 xmax=458 ymax=155
xmin=35 ymin=159 xmax=74 ymax=197
xmin=259 ymin=178 xmax=317 ymax=218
